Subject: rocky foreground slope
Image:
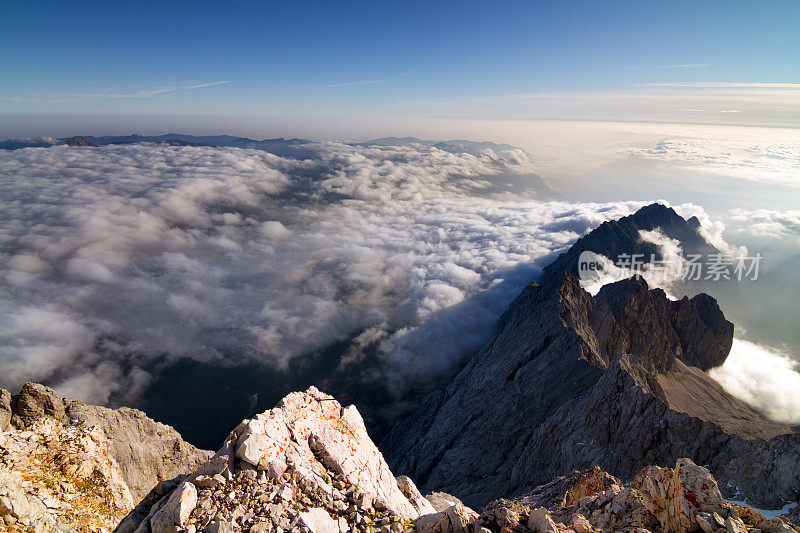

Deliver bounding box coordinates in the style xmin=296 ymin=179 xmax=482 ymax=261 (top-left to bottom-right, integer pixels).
xmin=117 ymin=387 xmax=800 ymax=533
xmin=477 ymin=458 xmax=799 ymax=533
xmin=2 ymin=384 xmax=799 ymax=532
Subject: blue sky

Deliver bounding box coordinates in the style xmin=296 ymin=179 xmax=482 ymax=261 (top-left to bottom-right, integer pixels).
xmin=1 ymin=1 xmax=799 ymax=133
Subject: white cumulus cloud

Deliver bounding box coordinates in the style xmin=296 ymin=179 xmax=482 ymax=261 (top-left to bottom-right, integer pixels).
xmin=711 ymin=339 xmax=800 ymax=425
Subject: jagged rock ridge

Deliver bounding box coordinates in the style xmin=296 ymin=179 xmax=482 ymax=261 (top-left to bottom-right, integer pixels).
xmin=382 ymin=203 xmax=796 ymax=510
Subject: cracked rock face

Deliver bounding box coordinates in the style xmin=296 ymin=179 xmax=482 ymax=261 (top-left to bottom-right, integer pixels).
xmin=122 ymin=387 xmax=429 ymax=532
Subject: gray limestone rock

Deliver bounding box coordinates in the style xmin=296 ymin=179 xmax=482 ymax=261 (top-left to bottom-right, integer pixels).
xmin=5 ymin=382 xmax=212 ymax=504
xmin=425 ymin=491 xmax=466 ymax=513
xmin=300 ymin=507 xmax=339 ymax=533
xmin=10 ymin=382 xmax=66 ymax=429
xmin=396 ymin=475 xmax=437 ymax=516
xmin=149 ymin=481 xmax=197 ymax=532
xmin=65 ymin=396 xmax=212 ymax=502
xmin=0 ymin=388 xmax=11 ymax=430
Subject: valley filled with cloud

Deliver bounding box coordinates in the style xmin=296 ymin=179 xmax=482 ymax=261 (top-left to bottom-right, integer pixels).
xmin=1 ymin=139 xmax=799 ymax=443
xmin=0 ymin=143 xmax=640 ymax=403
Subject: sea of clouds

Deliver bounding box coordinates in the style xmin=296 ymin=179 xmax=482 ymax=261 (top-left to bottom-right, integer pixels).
xmin=0 ymin=141 xmax=798 ymax=425
xmin=0 ymin=142 xmax=643 ymax=403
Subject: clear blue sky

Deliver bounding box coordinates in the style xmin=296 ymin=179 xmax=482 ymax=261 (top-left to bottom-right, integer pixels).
xmin=1 ymin=1 xmax=799 ymax=132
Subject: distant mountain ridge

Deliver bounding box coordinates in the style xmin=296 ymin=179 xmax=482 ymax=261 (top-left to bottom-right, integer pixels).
xmin=1 ymin=133 xmax=529 ymax=158
xmin=58 ymin=136 xmax=97 ymax=146
xmin=1 ymin=133 xmax=556 ymax=199
xmin=0 ymin=133 xmax=312 ymax=153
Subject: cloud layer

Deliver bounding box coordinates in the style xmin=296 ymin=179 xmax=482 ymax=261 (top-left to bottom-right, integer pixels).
xmin=711 ymin=339 xmax=800 ymax=425
xmin=3 ymin=141 xmax=798 ymax=429
xmin=0 ymin=142 xmax=648 ymax=404
xmin=624 ymin=137 xmax=800 ymax=187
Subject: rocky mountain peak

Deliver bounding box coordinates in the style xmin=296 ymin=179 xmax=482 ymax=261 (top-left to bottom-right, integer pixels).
xmin=591 ymin=274 xmax=734 ymax=372
xmin=57 ymin=137 xmax=97 ymax=147
xmin=543 ymin=202 xmax=717 ymax=278
xmin=382 ymin=207 xmax=793 ymax=511
xmin=509 ymin=267 xmax=733 ymax=374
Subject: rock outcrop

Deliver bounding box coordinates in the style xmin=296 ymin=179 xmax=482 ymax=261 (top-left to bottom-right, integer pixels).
xmin=382 ymin=204 xmax=794 ymax=510
xmin=7 ymin=382 xmax=212 ymax=502
xmin=10 ymin=383 xmax=66 ymax=429
xmin=1 ymin=382 xmax=211 ymax=532
xmin=0 ymin=389 xmax=11 ymax=431
xmin=63 ymin=400 xmax=213 ymax=502
xmin=120 ymin=387 xmax=434 ymax=532
xmin=476 ymin=458 xmax=799 ymax=533
xmin=414 ymin=501 xmax=478 ymax=533
xmin=0 ymin=417 xmax=134 ymax=532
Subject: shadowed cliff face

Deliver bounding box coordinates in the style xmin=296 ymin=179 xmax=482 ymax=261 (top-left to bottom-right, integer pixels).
xmin=381 ymin=204 xmax=795 ymax=510
xmin=592 ymin=276 xmax=733 ymax=372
